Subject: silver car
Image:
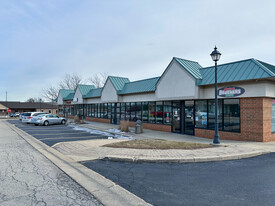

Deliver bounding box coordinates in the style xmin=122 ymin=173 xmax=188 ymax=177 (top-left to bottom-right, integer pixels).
xmin=22 ymin=112 xmax=48 ymax=123
xmin=30 ymin=114 xmax=66 ymax=126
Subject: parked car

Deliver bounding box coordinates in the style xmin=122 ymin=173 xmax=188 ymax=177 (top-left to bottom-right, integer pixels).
xmin=22 ymin=112 xmax=48 ymax=124
xmin=14 ymin=112 xmax=20 ymax=117
xmin=9 ymin=113 xmax=16 ymax=117
xmin=30 ymin=114 xmax=66 ymax=126
xmin=19 ymin=112 xmax=30 ymax=121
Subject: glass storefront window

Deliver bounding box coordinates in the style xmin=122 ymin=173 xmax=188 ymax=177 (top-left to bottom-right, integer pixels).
xmin=272 ymin=99 xmax=275 ymax=132
xmin=163 ymin=101 xmax=172 ymax=125
xmin=130 ymin=102 xmax=136 ymax=121
xmin=97 ymin=104 xmax=102 ymax=118
xmin=104 ymin=103 xmax=108 ymax=118
xmin=87 ymin=105 xmax=91 ymax=117
xmin=208 ymin=99 xmax=223 ymax=130
xmin=121 ymin=103 xmax=126 ymax=120
xmin=94 ymin=104 xmax=98 ymax=118
xmin=195 ymin=100 xmax=207 ymax=129
xmin=91 ymin=104 xmax=95 ymax=117
xmin=149 ymin=102 xmax=156 ymax=123
xmin=126 ymin=103 xmax=131 ymax=121
xmin=142 ymin=102 xmax=148 ymax=122
xmin=156 ymin=101 xmax=163 ymax=124
xmin=223 ymin=99 xmax=240 ymax=132
xmin=136 ymin=102 xmax=142 ymax=120
xmin=116 ymin=103 xmax=121 ymax=123
xmin=108 ymin=104 xmax=111 ymax=119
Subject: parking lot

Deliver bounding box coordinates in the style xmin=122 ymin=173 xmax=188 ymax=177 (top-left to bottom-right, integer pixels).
xmin=8 ymin=120 xmax=108 ymax=146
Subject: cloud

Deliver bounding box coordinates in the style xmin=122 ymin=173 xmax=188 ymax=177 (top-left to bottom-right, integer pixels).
xmin=0 ymin=0 xmax=275 ymax=101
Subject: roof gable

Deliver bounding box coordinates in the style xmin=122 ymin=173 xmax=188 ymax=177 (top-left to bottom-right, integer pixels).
xmin=77 ymin=84 xmax=96 ymax=96
xmin=83 ymin=88 xmax=103 ymax=98
xmin=174 ymin=57 xmax=203 ymax=79
xmin=108 ymin=76 xmax=130 ymax=91
xmin=118 ymin=77 xmax=160 ymax=95
xmin=59 ymin=89 xmax=75 ymax=100
xmin=199 ymin=58 xmax=275 ymax=86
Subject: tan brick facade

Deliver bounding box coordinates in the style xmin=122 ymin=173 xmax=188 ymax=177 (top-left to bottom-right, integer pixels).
xmin=195 ymin=97 xmax=275 ymax=142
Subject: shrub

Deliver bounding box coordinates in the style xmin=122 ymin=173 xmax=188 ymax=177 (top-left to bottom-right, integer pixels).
xmin=74 ymin=115 xmax=80 ymax=123
xmin=118 ymin=120 xmax=130 ymax=132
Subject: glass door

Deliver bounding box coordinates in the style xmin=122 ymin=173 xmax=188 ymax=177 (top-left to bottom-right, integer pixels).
xmin=172 ymin=101 xmax=181 ymax=133
xmin=184 ymin=101 xmax=194 ymax=135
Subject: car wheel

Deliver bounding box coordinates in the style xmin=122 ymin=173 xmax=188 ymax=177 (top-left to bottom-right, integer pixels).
xmin=44 ymin=121 xmax=49 ymax=126
xmin=61 ymin=119 xmax=66 ymax=125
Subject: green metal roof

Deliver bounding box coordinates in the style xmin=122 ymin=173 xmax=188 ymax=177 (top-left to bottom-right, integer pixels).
xmin=77 ymin=84 xmax=96 ymax=96
xmin=257 ymin=60 xmax=275 ymax=75
xmin=174 ymin=57 xmax=203 ymax=79
xmin=118 ymin=77 xmax=160 ymax=95
xmin=199 ymin=58 xmax=275 ymax=86
xmin=63 ymin=93 xmax=75 ymax=100
xmin=59 ymin=89 xmax=75 ymax=100
xmin=83 ymin=88 xmax=103 ymax=98
xmin=108 ymin=76 xmax=130 ymax=91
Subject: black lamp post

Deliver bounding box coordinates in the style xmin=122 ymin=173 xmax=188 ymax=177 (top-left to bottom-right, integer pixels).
xmin=210 ymin=46 xmax=221 ymax=144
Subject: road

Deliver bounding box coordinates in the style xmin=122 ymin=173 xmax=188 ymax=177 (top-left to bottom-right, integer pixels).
xmin=83 ymin=153 xmax=275 ymax=206
xmin=0 ymin=120 xmax=102 ymax=206
xmin=8 ymin=120 xmax=108 ymax=146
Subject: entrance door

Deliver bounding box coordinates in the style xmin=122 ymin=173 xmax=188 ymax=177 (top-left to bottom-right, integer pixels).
xmin=184 ymin=101 xmax=194 ymax=135
xmin=172 ymin=101 xmax=181 ymax=133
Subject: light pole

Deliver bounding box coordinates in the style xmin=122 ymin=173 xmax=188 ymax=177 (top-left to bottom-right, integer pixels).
xmin=210 ymin=46 xmax=221 ymax=144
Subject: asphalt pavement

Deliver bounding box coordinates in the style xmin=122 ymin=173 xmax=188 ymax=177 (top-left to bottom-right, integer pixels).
xmin=0 ymin=120 xmax=102 ymax=206
xmin=83 ymin=153 xmax=275 ymax=206
xmin=8 ymin=120 xmax=108 ymax=146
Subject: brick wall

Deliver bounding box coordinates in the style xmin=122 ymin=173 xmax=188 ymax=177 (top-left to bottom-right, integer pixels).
xmin=114 ymin=121 xmax=171 ymax=132
xmin=85 ymin=117 xmax=111 ymax=124
xmin=195 ymin=97 xmax=275 ymax=142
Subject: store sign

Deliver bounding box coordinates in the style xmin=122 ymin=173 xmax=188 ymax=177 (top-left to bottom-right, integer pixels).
xmin=218 ymin=86 xmax=245 ymax=97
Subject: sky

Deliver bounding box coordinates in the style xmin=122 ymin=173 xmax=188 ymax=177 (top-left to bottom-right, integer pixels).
xmin=1 ymin=0 xmax=275 ymax=101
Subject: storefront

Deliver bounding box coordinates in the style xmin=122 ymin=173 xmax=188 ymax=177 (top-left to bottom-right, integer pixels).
xmin=59 ymin=57 xmax=275 ymax=142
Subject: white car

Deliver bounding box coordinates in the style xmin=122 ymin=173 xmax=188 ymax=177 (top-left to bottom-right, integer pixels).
xmin=22 ymin=112 xmax=48 ymax=124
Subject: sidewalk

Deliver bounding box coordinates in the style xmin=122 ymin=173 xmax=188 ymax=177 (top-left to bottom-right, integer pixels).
xmin=54 ymin=121 xmax=275 ymax=163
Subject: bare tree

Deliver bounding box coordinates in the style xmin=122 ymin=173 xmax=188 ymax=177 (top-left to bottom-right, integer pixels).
xmin=26 ymin=97 xmax=44 ymax=102
xmin=42 ymin=86 xmax=59 ymax=101
xmin=59 ymin=73 xmax=82 ymax=90
xmin=42 ymin=73 xmax=83 ymax=101
xmin=88 ymin=72 xmax=108 ymax=88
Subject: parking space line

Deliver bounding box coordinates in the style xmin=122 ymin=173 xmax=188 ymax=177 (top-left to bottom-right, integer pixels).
xmin=29 ymin=132 xmax=89 ymax=135
xmin=39 ymin=136 xmax=104 ymax=141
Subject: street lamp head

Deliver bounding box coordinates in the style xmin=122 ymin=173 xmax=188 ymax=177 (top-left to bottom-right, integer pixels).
xmin=210 ymin=46 xmax=221 ymax=62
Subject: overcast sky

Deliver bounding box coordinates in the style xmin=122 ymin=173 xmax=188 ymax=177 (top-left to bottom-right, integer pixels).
xmin=1 ymin=0 xmax=275 ymax=101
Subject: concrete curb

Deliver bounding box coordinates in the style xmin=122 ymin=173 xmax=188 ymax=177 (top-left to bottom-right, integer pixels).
xmin=6 ymin=121 xmax=152 ymax=206
xmin=103 ymin=150 xmax=270 ymax=163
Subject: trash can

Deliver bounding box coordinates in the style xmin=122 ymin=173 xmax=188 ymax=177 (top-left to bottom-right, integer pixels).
xmin=135 ymin=120 xmax=143 ymax=134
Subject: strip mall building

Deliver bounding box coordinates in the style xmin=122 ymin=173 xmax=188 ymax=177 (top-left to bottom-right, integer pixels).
xmin=57 ymin=57 xmax=275 ymax=142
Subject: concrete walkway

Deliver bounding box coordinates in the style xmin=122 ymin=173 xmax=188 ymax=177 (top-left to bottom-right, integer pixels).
xmin=54 ymin=121 xmax=275 ymax=163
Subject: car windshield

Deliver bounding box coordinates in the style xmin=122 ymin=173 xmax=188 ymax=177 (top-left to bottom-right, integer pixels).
xmin=24 ymin=113 xmax=31 ymax=116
